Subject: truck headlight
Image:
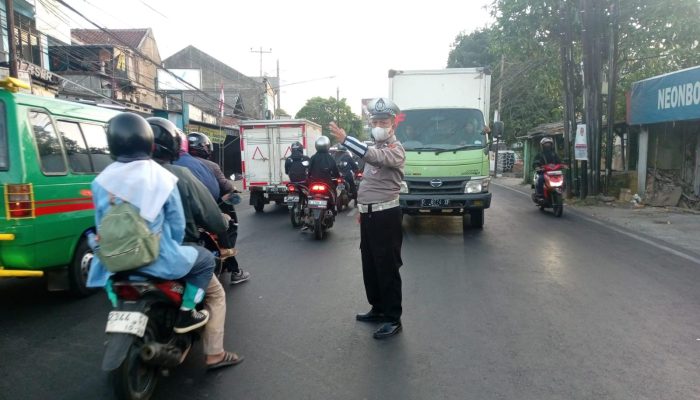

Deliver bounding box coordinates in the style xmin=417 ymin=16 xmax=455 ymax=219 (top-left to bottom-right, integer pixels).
xmin=399 ymin=181 xmax=409 ymax=194
xmin=465 ymin=177 xmax=490 ymax=194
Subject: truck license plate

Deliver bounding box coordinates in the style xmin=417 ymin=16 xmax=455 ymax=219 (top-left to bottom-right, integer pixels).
xmin=421 ymin=199 xmax=450 ymax=208
xmin=308 ymin=199 xmax=327 ymax=208
xmin=105 ymin=311 xmax=148 ymax=337
xmin=284 ymin=196 xmax=299 ymax=203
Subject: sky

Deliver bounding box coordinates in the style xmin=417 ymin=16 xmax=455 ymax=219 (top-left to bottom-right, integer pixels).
xmin=59 ymin=0 xmax=493 ymax=116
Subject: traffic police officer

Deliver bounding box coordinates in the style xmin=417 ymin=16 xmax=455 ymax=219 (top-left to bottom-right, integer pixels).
xmin=329 ymin=97 xmax=405 ymax=339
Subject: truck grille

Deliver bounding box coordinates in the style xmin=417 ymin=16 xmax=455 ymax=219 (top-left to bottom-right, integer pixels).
xmin=406 ymin=178 xmax=466 ymax=195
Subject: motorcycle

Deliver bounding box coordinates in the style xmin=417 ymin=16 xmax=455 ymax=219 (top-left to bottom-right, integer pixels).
xmin=304 ymin=181 xmax=336 ymax=240
xmin=335 ymin=177 xmax=350 ymax=212
xmin=285 ymin=182 xmax=308 ymax=228
xmin=532 ymin=163 xmax=566 ymax=217
xmin=102 ymin=274 xmax=202 ymax=400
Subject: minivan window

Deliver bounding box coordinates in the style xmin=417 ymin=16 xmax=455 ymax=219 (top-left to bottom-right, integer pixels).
xmin=29 ymin=111 xmax=66 ymax=174
xmin=81 ymin=123 xmax=111 ymax=172
xmin=0 ymin=102 xmax=7 ymax=170
xmin=57 ymin=120 xmax=92 ymax=173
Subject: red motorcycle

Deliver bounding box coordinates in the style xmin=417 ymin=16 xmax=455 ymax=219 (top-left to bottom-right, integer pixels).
xmin=532 ymin=163 xmax=566 ymax=217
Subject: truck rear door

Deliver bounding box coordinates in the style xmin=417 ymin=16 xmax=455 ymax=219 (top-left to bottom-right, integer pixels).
xmin=244 ymin=126 xmax=274 ymax=187
xmin=277 ymin=125 xmax=302 ymax=183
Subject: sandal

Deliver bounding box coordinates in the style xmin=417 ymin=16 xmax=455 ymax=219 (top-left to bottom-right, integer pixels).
xmin=206 ymin=352 xmax=244 ymax=371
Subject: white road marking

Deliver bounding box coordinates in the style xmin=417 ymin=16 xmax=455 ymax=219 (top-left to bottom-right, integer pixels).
xmin=493 ymin=182 xmax=700 ymax=266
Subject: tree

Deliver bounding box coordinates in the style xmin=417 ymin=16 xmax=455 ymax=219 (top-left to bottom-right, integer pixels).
xmin=275 ymin=108 xmax=290 ymax=117
xmin=447 ymin=28 xmax=496 ymax=69
xmin=295 ymin=97 xmax=365 ymax=141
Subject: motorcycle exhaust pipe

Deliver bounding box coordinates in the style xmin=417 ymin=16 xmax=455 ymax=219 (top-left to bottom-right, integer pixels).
xmin=140 ymin=342 xmax=183 ymax=368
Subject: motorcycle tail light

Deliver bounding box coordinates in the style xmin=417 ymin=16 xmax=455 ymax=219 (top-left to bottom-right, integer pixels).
xmin=310 ymin=184 xmax=328 ymax=193
xmin=114 ymin=284 xmax=142 ymax=300
xmin=287 ymin=184 xmax=296 ymax=192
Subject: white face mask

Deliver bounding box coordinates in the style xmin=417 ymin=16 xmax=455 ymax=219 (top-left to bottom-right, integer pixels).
xmin=371 ymin=126 xmax=392 ymax=142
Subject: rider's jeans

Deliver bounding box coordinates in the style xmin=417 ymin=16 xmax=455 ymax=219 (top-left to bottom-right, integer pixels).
xmin=536 ymin=172 xmax=545 ymax=196
xmin=202 ymin=275 xmax=226 ymax=355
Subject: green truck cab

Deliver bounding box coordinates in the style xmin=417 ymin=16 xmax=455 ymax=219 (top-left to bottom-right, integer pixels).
xmin=396 ymin=108 xmax=492 ymax=229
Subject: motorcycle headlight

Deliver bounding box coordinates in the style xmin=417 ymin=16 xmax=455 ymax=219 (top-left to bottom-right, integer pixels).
xmin=465 ymin=177 xmax=490 ymax=194
xmin=399 ymin=181 xmax=409 ymax=194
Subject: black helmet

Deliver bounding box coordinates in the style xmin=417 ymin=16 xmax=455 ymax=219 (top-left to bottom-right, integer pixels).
xmin=367 ymin=97 xmax=400 ymax=120
xmin=147 ymin=117 xmax=181 ymax=162
xmin=188 ymin=132 xmax=213 ymax=159
xmin=291 ymin=141 xmax=303 ymax=157
xmin=107 ymin=112 xmax=153 ymax=161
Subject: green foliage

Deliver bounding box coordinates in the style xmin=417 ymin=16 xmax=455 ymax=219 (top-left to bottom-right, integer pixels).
xmin=275 ymin=108 xmax=290 ymax=117
xmin=447 ymin=0 xmax=700 ymax=144
xmin=295 ymin=96 xmax=365 ymax=141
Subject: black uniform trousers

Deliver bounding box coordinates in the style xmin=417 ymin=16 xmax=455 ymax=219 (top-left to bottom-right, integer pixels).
xmin=360 ymin=206 xmax=403 ymax=321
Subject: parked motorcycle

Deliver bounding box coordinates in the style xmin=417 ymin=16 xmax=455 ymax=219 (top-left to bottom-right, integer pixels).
xmin=304 ymin=181 xmax=336 ymax=240
xmin=532 ymin=163 xmax=566 ymax=217
xmin=285 ymin=182 xmax=308 ymax=228
xmin=102 ymin=274 xmax=203 ymax=400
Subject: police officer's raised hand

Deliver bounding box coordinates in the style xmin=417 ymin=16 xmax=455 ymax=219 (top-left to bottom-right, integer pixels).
xmin=329 ymin=122 xmax=347 ymax=143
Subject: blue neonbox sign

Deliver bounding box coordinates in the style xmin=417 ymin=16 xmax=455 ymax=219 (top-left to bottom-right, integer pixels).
xmin=630 ymin=66 xmax=700 ymax=125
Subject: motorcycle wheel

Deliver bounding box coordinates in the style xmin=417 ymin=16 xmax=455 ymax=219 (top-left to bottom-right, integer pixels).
xmin=313 ymin=217 xmax=324 ymax=240
xmin=111 ymin=322 xmax=159 ymax=400
xmin=290 ymin=204 xmax=302 ymax=227
xmin=554 ymin=205 xmax=564 ymax=217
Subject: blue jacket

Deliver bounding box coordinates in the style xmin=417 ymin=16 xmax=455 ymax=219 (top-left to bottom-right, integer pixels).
xmin=86 ymin=181 xmax=198 ymax=288
xmin=174 ymin=152 xmax=220 ymax=199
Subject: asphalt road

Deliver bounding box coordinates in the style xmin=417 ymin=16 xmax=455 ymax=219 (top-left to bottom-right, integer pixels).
xmin=1 ymin=185 xmax=699 ymax=400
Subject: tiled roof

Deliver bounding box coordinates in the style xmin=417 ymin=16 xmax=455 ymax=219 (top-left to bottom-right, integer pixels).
xmin=71 ymin=29 xmax=149 ymax=48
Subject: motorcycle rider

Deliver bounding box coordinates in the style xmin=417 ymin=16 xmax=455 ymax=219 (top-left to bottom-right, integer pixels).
xmin=307 ymin=136 xmax=341 ymax=212
xmin=187 ymin=132 xmax=251 ymax=285
xmin=336 ymin=144 xmax=359 ymax=202
xmin=284 ymin=141 xmax=310 ymax=183
xmin=533 ymin=137 xmax=562 ymax=199
xmin=86 ymin=112 xmax=214 ymax=333
xmin=147 ymin=117 xmax=243 ymax=369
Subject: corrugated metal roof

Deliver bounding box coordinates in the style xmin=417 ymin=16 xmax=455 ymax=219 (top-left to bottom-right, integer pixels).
xmin=71 ymin=29 xmax=149 ymax=48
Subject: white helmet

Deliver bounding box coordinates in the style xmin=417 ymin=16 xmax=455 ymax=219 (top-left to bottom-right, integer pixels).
xmin=540 ymin=137 xmax=554 ymax=147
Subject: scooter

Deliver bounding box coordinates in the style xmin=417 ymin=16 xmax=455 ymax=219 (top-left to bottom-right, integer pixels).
xmin=101 ymin=274 xmax=203 ymax=400
xmin=303 ymin=181 xmax=336 ymax=240
xmin=335 ymin=177 xmax=350 ymax=212
xmin=532 ymin=163 xmax=566 ymax=217
xmin=285 ymin=182 xmax=308 ymax=228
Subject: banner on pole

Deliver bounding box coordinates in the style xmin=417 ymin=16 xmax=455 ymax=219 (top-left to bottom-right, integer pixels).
xmin=574 ymin=124 xmax=588 ymax=161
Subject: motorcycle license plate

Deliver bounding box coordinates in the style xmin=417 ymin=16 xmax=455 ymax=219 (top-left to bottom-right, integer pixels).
xmin=284 ymin=196 xmax=299 ymax=203
xmin=308 ymin=199 xmax=327 ymax=208
xmin=105 ymin=311 xmax=148 ymax=337
xmin=337 ymin=184 xmax=345 ymax=190
xmin=421 ymin=198 xmax=449 ymax=207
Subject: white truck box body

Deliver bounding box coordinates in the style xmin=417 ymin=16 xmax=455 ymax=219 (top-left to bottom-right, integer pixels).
xmin=389 ymin=68 xmax=491 ymax=123
xmin=239 ymin=119 xmax=322 ymax=191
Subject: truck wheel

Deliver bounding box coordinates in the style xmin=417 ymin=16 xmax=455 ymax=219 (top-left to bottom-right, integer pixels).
xmin=69 ymin=237 xmax=96 ymax=297
xmin=253 ymin=196 xmax=265 ymax=213
xmin=469 ymin=210 xmax=484 ymax=229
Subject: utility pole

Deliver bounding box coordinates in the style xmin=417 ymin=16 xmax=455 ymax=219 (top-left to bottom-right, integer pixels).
xmin=494 ymin=54 xmax=505 ymax=177
xmin=559 ymin=0 xmax=575 ymax=198
xmin=581 ymin=0 xmax=604 ymax=196
xmin=336 ymin=86 xmax=341 ymax=125
xmin=6 ymin=0 xmax=18 ymax=78
xmin=250 ymin=46 xmax=272 ymax=78
xmin=276 ymin=59 xmax=281 ymax=111
xmin=604 ymin=0 xmax=619 ymax=194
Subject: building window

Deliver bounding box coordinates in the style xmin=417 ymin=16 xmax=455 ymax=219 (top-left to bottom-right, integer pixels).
xmin=14 ymin=12 xmax=42 ymax=66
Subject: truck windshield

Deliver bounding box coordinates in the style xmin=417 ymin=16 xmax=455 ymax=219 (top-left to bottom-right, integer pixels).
xmin=0 ymin=102 xmax=6 ymax=170
xmin=396 ymin=109 xmax=486 ymax=151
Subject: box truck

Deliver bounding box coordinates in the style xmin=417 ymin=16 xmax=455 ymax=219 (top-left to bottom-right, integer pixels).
xmin=389 ymin=68 xmax=498 ymax=229
xmin=239 ymin=119 xmax=322 ymax=212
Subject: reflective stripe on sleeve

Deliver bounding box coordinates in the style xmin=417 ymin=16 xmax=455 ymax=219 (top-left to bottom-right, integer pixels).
xmin=344 ymin=136 xmax=368 ymax=158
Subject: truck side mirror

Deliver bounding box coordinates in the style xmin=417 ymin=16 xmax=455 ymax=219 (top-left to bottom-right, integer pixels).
xmin=492 ymin=121 xmax=504 ymax=138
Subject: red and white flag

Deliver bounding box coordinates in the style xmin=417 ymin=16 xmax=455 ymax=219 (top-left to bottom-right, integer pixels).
xmin=218 ymin=83 xmax=225 ymax=117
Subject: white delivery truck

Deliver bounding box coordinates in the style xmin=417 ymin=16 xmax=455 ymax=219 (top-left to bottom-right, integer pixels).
xmin=389 ymin=68 xmax=500 ymax=229
xmin=239 ymin=119 xmax=322 ymax=212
